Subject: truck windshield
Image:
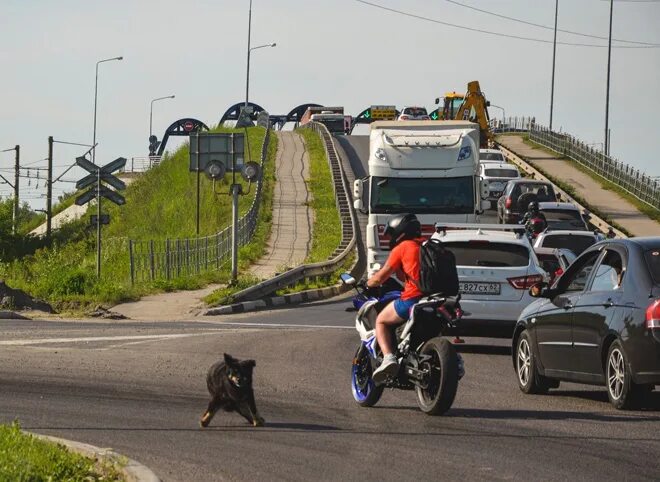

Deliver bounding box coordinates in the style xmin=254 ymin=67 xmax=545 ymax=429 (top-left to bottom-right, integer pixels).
xmin=370 ymin=176 xmax=474 ymax=214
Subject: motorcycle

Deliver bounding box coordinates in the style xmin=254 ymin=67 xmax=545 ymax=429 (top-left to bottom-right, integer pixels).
xmin=340 ymin=273 xmax=465 ymax=415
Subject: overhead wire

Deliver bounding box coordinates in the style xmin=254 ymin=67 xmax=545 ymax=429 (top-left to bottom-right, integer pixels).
xmin=443 ymin=0 xmax=660 ymax=46
xmin=354 ymin=0 xmax=660 ymax=48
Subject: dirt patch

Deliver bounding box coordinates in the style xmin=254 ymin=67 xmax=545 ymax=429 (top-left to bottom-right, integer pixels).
xmin=0 ymin=281 xmax=54 ymax=313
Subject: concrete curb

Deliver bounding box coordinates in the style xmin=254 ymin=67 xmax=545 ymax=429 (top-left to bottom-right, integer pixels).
xmin=203 ymin=284 xmax=347 ymax=316
xmin=0 ymin=310 xmax=30 ymax=320
xmin=27 ymin=431 xmax=160 ymax=482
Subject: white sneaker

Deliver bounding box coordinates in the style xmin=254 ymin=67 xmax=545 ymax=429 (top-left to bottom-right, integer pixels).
xmin=372 ymin=355 xmax=399 ymax=384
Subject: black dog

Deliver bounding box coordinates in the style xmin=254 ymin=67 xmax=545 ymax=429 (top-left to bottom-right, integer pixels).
xmin=200 ymin=353 xmax=265 ymax=428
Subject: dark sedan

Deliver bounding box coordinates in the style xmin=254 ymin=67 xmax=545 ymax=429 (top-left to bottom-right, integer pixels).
xmin=512 ymin=237 xmax=660 ymax=409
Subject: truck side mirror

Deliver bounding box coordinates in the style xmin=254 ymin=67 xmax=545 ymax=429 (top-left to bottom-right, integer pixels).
xmin=353 ymin=179 xmax=363 ymax=199
xmin=353 ymin=199 xmax=363 ymax=211
xmin=435 ymin=97 xmax=440 ymax=105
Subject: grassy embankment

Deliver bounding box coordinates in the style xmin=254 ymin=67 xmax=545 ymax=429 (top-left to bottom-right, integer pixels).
xmin=0 ymin=422 xmax=124 ymax=481
xmin=498 ymin=133 xmax=660 ymax=235
xmin=0 ymin=127 xmax=276 ymax=311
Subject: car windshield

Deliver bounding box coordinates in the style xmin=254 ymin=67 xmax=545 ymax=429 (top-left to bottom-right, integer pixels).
xmin=511 ymin=183 xmax=555 ymax=202
xmin=484 ymin=168 xmax=518 ymax=178
xmin=370 ymin=176 xmax=474 ymax=214
xmin=644 ymin=248 xmax=660 ymax=284
xmin=442 ymin=241 xmax=529 ymax=267
xmin=480 ymin=152 xmax=504 ymax=161
xmin=541 ymin=234 xmax=595 ymax=255
xmin=543 ymin=209 xmax=587 ymax=230
xmin=405 ymin=107 xmax=427 ymax=116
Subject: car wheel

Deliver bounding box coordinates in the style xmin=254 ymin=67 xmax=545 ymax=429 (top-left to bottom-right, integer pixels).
xmin=606 ymin=340 xmax=648 ymax=409
xmin=515 ymin=330 xmax=553 ymax=394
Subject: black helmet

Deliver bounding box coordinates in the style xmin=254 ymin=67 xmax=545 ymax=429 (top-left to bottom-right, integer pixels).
xmin=385 ymin=213 xmax=421 ymax=250
xmin=528 ymin=201 xmax=540 ymax=212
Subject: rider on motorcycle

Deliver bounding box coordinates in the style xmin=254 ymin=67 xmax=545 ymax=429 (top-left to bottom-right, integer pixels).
xmin=520 ymin=201 xmax=547 ymax=236
xmin=366 ymin=213 xmax=425 ymax=383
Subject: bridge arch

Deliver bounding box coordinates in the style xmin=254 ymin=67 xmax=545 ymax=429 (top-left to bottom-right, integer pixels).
xmin=219 ymin=102 xmax=267 ymax=125
xmin=157 ymin=118 xmax=209 ymax=156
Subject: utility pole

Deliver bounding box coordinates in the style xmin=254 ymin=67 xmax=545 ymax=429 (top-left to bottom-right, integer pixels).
xmin=605 ymin=0 xmax=614 ymax=156
xmin=12 ymin=146 xmax=19 ymax=234
xmin=549 ymin=0 xmax=559 ymax=130
xmin=47 ymin=136 xmax=53 ymax=239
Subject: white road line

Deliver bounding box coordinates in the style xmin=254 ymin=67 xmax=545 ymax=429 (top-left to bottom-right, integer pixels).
xmin=0 ymin=323 xmax=351 ymax=347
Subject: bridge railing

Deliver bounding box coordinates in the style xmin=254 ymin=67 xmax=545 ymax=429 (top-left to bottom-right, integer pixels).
xmin=226 ymin=121 xmax=359 ymax=302
xmin=491 ymin=117 xmax=660 ymax=210
xmin=122 ymin=156 xmax=162 ymax=173
xmin=127 ymin=129 xmax=270 ymax=284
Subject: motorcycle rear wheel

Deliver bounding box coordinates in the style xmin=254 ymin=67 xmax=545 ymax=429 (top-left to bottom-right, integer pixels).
xmin=415 ymin=337 xmax=459 ymax=415
xmin=351 ymin=345 xmax=384 ymax=407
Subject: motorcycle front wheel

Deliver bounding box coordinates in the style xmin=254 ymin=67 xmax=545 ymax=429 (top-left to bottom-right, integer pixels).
xmin=351 ymin=345 xmax=384 ymax=407
xmin=415 ymin=337 xmax=459 ymax=415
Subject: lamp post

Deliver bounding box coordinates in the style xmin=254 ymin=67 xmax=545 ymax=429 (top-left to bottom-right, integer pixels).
xmin=549 ymin=0 xmax=559 ymax=130
xmin=244 ymin=0 xmax=276 ymax=109
xmin=490 ymin=104 xmax=506 ymax=125
xmin=150 ymin=95 xmax=175 ymax=139
xmin=604 ymin=0 xmax=614 ymax=156
xmin=92 ymin=56 xmax=123 ymax=164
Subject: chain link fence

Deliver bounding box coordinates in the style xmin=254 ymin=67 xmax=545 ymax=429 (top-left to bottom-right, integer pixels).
xmin=127 ymin=129 xmax=270 ymax=284
xmin=491 ymin=117 xmax=659 ymax=210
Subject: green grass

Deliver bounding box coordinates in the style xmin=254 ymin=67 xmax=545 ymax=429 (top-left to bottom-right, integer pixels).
xmin=0 ymin=127 xmax=277 ymax=311
xmin=0 ymin=422 xmax=124 ymax=481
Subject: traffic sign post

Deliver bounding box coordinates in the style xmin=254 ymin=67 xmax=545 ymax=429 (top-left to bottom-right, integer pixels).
xmin=75 ymin=156 xmax=126 ymax=278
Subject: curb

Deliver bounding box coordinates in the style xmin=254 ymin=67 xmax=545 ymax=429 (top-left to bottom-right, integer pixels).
xmin=27 ymin=431 xmax=160 ymax=482
xmin=203 ymin=284 xmax=347 ymax=315
xmin=0 ymin=310 xmax=30 ymax=320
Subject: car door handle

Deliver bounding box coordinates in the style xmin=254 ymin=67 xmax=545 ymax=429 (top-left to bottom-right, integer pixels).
xmin=563 ymin=303 xmax=574 ymax=310
xmin=603 ymin=299 xmax=614 ymax=308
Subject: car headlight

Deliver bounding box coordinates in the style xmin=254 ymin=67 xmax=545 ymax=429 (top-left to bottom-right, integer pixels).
xmin=457 ymin=146 xmax=472 ymax=161
xmin=375 ymin=148 xmax=387 ymax=161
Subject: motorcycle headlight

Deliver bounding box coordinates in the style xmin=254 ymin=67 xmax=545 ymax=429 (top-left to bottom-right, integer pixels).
xmin=375 ymin=148 xmax=387 ymax=161
xmin=457 ymin=146 xmax=472 ymax=161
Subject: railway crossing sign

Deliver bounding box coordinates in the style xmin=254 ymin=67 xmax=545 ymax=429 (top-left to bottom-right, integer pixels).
xmin=90 ymin=214 xmax=110 ymax=226
xmin=75 ymin=156 xmax=127 ymax=206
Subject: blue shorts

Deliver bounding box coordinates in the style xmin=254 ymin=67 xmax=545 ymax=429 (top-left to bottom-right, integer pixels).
xmin=393 ymin=297 xmax=420 ymax=320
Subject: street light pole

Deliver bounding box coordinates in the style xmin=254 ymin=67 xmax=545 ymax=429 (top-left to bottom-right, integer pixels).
xmin=490 ymin=104 xmax=505 ymax=125
xmin=245 ymin=0 xmax=252 ymax=108
xmin=549 ymin=0 xmax=558 ymax=130
xmin=92 ymin=56 xmax=123 ymax=164
xmin=605 ymin=0 xmax=614 ymax=156
xmin=150 ymin=95 xmax=176 ymax=139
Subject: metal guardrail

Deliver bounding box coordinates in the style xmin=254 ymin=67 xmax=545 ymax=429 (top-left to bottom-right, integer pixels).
xmin=497 ymin=144 xmax=627 ymax=239
xmin=229 ymin=122 xmax=359 ymax=302
xmin=492 ymin=117 xmax=659 ymax=211
xmin=123 ymin=156 xmax=162 ymax=173
xmin=127 ymin=129 xmax=270 ymax=284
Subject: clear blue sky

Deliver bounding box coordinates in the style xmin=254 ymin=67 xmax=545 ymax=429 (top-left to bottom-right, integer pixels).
xmin=1 ymin=0 xmax=659 ymax=209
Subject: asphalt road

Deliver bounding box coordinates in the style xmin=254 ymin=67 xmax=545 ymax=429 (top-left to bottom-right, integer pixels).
xmin=1 ymin=301 xmax=659 ymax=481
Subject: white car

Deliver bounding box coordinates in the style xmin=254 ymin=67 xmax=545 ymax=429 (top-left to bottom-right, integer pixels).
xmin=538 ymin=202 xmax=590 ymax=231
xmin=397 ymin=106 xmax=430 ymax=121
xmin=533 ymin=229 xmax=604 ymax=256
xmin=479 ymin=162 xmax=520 ymax=203
xmin=479 ymin=148 xmax=505 ymax=163
xmin=432 ymin=224 xmax=548 ymax=337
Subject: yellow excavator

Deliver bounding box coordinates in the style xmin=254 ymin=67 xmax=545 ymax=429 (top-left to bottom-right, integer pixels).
xmin=434 ymin=81 xmax=494 ymax=148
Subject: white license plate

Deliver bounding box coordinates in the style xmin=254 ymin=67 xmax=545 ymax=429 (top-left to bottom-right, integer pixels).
xmin=489 ymin=182 xmax=504 ymax=190
xmin=460 ymin=282 xmax=501 ymax=295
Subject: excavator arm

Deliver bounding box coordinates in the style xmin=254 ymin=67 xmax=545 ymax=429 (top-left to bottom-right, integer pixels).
xmin=455 ymin=81 xmax=493 ymax=148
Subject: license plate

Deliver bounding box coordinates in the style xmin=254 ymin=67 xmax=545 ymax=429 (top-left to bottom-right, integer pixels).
xmin=489 ymin=182 xmax=504 ymax=190
xmin=460 ymin=282 xmax=501 ymax=295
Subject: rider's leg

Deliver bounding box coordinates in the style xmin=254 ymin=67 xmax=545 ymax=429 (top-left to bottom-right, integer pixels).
xmin=375 ymin=301 xmax=404 ymax=356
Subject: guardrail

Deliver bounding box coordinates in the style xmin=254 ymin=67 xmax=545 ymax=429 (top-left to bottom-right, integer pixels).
xmin=492 ymin=117 xmax=659 ymax=211
xmin=127 ymin=129 xmax=270 ymax=284
xmin=122 ymin=156 xmax=162 ymax=173
xmin=497 ymin=144 xmax=627 ymax=238
xmin=228 ymin=122 xmax=359 ymax=302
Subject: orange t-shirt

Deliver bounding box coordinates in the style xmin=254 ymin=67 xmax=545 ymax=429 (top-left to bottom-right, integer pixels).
xmin=386 ymin=238 xmax=424 ymax=300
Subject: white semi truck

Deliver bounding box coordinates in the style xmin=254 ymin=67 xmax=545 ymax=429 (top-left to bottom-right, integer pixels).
xmin=353 ymin=120 xmax=489 ymax=275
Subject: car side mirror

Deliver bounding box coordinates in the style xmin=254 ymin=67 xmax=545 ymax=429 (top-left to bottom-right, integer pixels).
xmin=529 ymin=282 xmax=550 ymax=298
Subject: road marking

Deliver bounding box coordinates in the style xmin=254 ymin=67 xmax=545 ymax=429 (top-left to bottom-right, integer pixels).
xmin=204 ymin=322 xmax=353 ymax=330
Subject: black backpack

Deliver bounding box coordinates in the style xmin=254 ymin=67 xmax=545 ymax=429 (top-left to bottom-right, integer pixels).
xmin=415 ymin=239 xmax=459 ymax=296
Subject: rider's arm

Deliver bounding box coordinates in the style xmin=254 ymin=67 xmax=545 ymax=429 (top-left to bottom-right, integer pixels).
xmin=367 ymin=263 xmax=395 ymax=288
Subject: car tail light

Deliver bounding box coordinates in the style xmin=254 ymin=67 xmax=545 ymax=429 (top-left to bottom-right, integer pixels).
xmin=508 ymin=274 xmax=544 ymax=290
xmin=554 ymin=268 xmax=564 ymax=278
xmin=505 ymin=197 xmax=512 ymax=208
xmin=646 ymin=299 xmax=660 ymax=329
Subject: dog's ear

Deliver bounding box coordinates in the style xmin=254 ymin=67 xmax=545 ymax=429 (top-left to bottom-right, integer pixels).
xmin=223 ymin=353 xmax=238 ymax=366
xmin=243 ymin=359 xmax=256 ymax=368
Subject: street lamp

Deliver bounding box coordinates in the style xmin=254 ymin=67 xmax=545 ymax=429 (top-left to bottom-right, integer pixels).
xmin=244 ymin=0 xmax=276 ymax=109
xmin=92 ymin=56 xmax=123 ymax=164
xmin=150 ymin=95 xmax=176 ymax=139
xmin=490 ymin=104 xmax=506 ymax=125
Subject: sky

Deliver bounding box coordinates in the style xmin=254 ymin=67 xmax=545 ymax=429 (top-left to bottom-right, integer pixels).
xmin=1 ymin=0 xmax=659 ymax=210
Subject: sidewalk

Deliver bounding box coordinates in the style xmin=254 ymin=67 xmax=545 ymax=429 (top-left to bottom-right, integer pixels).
xmin=498 ymin=135 xmax=660 ymax=237
xmin=249 ymin=131 xmax=312 ymax=280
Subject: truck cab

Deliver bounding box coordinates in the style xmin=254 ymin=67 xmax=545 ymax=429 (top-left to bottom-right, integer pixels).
xmin=354 ymin=120 xmax=489 ymax=274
